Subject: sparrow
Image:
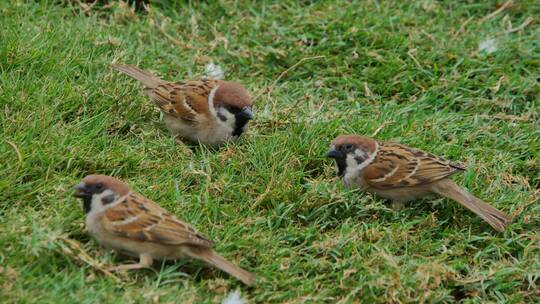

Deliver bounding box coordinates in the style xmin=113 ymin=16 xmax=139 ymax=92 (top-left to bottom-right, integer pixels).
xmin=112 ymin=64 xmax=253 ymax=146
xmin=326 ymin=134 xmax=511 ymax=232
xmin=73 ymin=174 xmax=256 ymax=285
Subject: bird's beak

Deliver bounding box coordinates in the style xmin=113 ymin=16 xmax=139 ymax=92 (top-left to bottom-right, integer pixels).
xmin=73 ymin=182 xmax=88 ymax=198
xmin=326 ymin=149 xmax=343 ymax=159
xmin=239 ymin=107 xmax=253 ymax=120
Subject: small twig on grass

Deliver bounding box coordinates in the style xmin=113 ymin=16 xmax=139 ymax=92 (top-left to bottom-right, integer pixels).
xmin=364 ymin=82 xmax=373 ymax=97
xmin=407 ymin=49 xmax=423 ymax=70
xmin=497 ymin=17 xmax=534 ymax=35
xmin=371 ymin=121 xmax=393 ymax=137
xmin=420 ymin=30 xmax=436 ymax=43
xmin=159 ymin=19 xmax=184 ymax=46
xmin=478 ymin=112 xmax=532 ymax=122
xmin=252 ymin=55 xmax=325 ymax=102
xmin=491 ymin=75 xmax=509 ymax=93
xmin=5 ymin=140 xmax=23 ymax=164
xmin=478 ymin=0 xmax=513 ymax=24
xmin=452 ymin=17 xmax=474 ymax=38
xmin=76 ymin=0 xmax=98 ymax=14
xmin=55 ymin=234 xmax=121 ymax=283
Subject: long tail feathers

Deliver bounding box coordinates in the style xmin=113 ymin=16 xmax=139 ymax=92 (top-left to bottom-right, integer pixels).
xmin=111 ymin=63 xmax=162 ymax=88
xmin=432 ymin=179 xmax=510 ymax=232
xmin=186 ymin=247 xmax=256 ymax=286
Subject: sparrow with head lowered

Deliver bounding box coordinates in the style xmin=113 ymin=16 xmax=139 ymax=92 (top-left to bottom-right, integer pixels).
xmin=73 ymin=175 xmax=256 ymax=285
xmin=112 ymin=64 xmax=253 ymax=146
xmin=327 ymin=135 xmax=511 ymax=232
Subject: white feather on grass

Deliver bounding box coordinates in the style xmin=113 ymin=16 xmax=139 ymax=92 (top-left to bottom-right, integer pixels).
xmin=222 ymin=290 xmax=245 ymax=304
xmin=478 ymin=38 xmax=498 ymax=54
xmin=205 ymin=62 xmax=225 ymax=80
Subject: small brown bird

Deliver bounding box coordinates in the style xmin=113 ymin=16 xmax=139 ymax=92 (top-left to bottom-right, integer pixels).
xmin=327 ymin=135 xmax=510 ymax=232
xmin=73 ymin=174 xmax=256 ymax=285
xmin=112 ymin=64 xmax=253 ymax=146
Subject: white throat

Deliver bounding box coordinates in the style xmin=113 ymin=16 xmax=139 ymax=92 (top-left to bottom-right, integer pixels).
xmin=206 ymin=84 xmax=237 ymax=143
xmin=88 ymin=190 xmax=129 ymax=217
xmin=85 ymin=190 xmax=130 ymax=245
xmin=207 ymin=85 xmax=220 ymax=117
xmin=343 ymin=142 xmax=379 ymax=187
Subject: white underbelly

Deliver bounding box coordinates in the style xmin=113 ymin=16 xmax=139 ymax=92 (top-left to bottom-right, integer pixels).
xmin=163 ymin=115 xmax=235 ymax=145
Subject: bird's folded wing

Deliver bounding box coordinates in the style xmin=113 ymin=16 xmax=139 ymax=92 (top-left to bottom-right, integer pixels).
xmin=148 ymin=80 xmax=214 ymax=123
xmin=103 ymin=193 xmax=212 ymax=247
xmin=363 ymin=143 xmax=465 ymax=189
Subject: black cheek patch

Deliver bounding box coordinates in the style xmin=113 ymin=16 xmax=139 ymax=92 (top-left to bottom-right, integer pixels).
xmin=101 ymin=194 xmax=116 ymax=205
xmin=217 ymin=111 xmax=227 ymax=122
xmin=354 ymin=156 xmax=366 ymax=164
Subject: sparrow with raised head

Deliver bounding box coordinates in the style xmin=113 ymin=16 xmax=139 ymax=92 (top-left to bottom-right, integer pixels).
xmin=112 ymin=64 xmax=253 ymax=146
xmin=327 ymin=135 xmax=511 ymax=232
xmin=73 ymin=174 xmax=256 ymax=285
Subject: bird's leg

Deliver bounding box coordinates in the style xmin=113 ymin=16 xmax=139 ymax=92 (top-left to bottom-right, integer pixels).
xmin=108 ymin=253 xmax=153 ymax=272
xmin=390 ymin=200 xmax=405 ymax=210
xmin=174 ymin=135 xmax=186 ymax=146
xmin=174 ymin=135 xmax=194 ymax=155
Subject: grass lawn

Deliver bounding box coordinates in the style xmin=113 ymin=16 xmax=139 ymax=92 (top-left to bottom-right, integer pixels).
xmin=1 ymin=0 xmax=539 ymax=303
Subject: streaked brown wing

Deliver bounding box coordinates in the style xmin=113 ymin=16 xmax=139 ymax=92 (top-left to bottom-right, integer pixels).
xmin=103 ymin=193 xmax=212 ymax=247
xmin=147 ymin=80 xmax=215 ymax=123
xmin=363 ymin=142 xmax=464 ymax=189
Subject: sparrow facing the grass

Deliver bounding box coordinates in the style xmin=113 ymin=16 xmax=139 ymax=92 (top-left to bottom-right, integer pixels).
xmin=73 ymin=174 xmax=256 ymax=285
xmin=327 ymin=135 xmax=511 ymax=232
xmin=112 ymin=64 xmax=253 ymax=146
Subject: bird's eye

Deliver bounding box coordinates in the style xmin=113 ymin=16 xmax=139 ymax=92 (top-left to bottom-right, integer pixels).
xmin=226 ymin=106 xmax=241 ymax=113
xmin=344 ymin=144 xmax=354 ymax=152
xmin=95 ymin=183 xmax=104 ymax=190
